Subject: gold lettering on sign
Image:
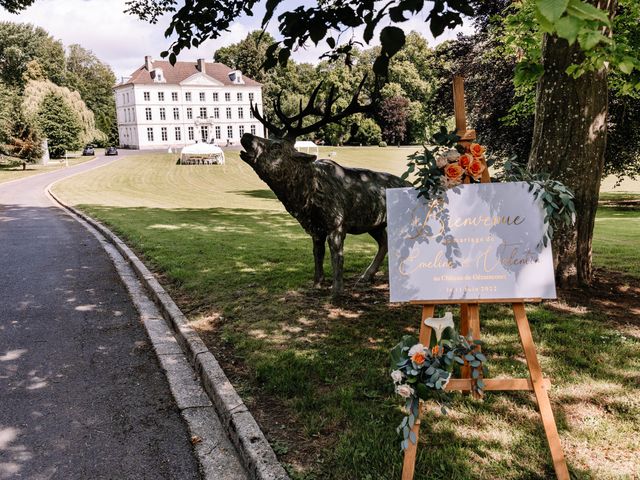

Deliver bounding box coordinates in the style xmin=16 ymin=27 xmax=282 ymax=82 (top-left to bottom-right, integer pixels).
xmin=405 ymin=200 xmax=527 ymax=241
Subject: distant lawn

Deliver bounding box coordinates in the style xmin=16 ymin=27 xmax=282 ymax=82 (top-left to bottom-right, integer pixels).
xmin=53 ymin=151 xmax=640 ymax=479
xmin=0 ymin=153 xmax=97 ymax=184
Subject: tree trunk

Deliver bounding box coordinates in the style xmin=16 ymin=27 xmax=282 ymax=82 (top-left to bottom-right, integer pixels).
xmin=527 ymin=34 xmax=608 ymax=287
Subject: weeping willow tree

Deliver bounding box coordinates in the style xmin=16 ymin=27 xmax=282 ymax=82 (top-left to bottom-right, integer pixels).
xmin=22 ymin=79 xmax=105 ymax=150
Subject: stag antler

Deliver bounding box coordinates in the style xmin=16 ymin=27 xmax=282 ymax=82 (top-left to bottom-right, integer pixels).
xmin=250 ymin=75 xmax=372 ymax=141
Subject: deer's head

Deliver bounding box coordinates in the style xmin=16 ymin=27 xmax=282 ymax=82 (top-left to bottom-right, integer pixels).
xmin=239 ymin=133 xmax=317 ymax=185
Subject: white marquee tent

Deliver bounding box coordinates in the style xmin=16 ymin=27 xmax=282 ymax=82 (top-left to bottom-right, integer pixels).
xmin=179 ymin=143 xmax=225 ymax=165
xmin=294 ymin=140 xmax=319 ymax=156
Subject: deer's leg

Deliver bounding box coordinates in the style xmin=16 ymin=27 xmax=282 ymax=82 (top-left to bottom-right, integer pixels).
xmin=312 ymin=234 xmax=326 ymax=288
xmin=360 ymin=227 xmax=388 ymax=283
xmin=328 ymin=229 xmax=345 ymax=297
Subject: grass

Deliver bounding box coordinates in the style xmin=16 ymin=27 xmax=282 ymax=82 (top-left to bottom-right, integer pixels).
xmin=53 ymin=149 xmax=640 ymax=479
xmin=0 ymin=152 xmax=98 ymax=184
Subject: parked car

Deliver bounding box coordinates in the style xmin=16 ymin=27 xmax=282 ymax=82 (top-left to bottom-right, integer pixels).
xmin=105 ymin=146 xmax=118 ymax=156
xmin=82 ymin=145 xmax=95 ymax=156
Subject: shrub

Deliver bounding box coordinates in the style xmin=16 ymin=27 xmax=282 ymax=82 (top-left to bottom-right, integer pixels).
xmin=379 ymin=141 xmax=388 ymax=147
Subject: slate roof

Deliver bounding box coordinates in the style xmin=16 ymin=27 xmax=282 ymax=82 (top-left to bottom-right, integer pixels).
xmin=116 ymin=60 xmax=261 ymax=87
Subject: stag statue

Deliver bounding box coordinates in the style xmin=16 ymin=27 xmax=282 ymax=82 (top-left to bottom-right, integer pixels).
xmin=240 ymin=78 xmax=409 ymax=297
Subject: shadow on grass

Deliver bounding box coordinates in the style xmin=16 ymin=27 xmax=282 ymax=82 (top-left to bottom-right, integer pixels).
xmin=236 ymin=189 xmax=279 ymax=200
xmin=76 ymin=204 xmax=639 ymax=480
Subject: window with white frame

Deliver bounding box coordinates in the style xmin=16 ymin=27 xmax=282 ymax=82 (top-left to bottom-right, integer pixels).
xmin=199 ymin=107 xmax=207 ymax=118
xmin=172 ymin=92 xmax=178 ymax=101
xmin=213 ymin=107 xmax=219 ymax=119
xmin=144 ymin=91 xmax=150 ymax=101
xmin=249 ymin=107 xmax=254 ymax=118
xmin=158 ymin=92 xmax=165 ymax=101
xmin=161 ymin=127 xmax=168 ymax=141
xmin=126 ymin=92 xmax=130 ymax=103
xmin=173 ymin=107 xmax=179 ymax=120
xmin=225 ymin=92 xmax=231 ymax=101
xmin=249 ymin=92 xmax=254 ymax=102
xmin=147 ymin=127 xmax=154 ymax=141
xmin=199 ymin=92 xmax=205 ymax=101
xmin=159 ymin=107 xmax=166 ymax=120
xmin=250 ymin=124 xmax=256 ymax=135
xmin=185 ymin=92 xmax=192 ymax=101
xmin=175 ymin=127 xmax=181 ymax=141
xmin=239 ymin=125 xmax=245 ymax=136
xmin=212 ymin=92 xmax=219 ymax=102
xmin=237 ymin=92 xmax=242 ymax=101
xmin=215 ymin=126 xmax=221 ymax=139
xmin=238 ymin=107 xmax=244 ymax=119
xmin=226 ymin=107 xmax=232 ymax=119
xmin=187 ymin=108 xmax=193 ymax=120
xmin=227 ymin=125 xmax=233 ymax=138
xmin=188 ymin=126 xmax=194 ymax=140
xmin=145 ymin=107 xmax=152 ymax=120
xmin=201 ymin=126 xmax=209 ymax=141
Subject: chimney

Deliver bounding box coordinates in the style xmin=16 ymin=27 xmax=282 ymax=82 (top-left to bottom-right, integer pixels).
xmin=145 ymin=56 xmax=153 ymax=71
xmin=197 ymin=58 xmax=206 ymax=72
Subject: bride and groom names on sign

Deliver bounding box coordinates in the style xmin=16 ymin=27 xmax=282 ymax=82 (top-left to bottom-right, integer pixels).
xmin=386 ymin=182 xmax=557 ymax=303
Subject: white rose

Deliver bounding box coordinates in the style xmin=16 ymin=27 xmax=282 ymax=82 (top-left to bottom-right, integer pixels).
xmin=441 ymin=176 xmax=462 ymax=189
xmin=435 ymin=155 xmax=448 ymax=168
xmin=445 ymin=148 xmax=460 ymax=162
xmin=391 ymin=370 xmax=403 ymax=383
xmin=396 ymin=384 xmax=414 ymax=398
xmin=408 ymin=343 xmax=426 ymax=357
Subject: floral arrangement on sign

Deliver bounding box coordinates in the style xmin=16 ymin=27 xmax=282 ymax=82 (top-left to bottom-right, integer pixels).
xmin=390 ymin=330 xmax=486 ymax=450
xmin=433 ymin=141 xmax=488 ymax=188
xmin=401 ymin=127 xmax=576 ymax=248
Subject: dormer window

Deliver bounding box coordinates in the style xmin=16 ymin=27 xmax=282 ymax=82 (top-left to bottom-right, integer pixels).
xmin=151 ymin=68 xmax=166 ymax=83
xmin=228 ymin=70 xmax=244 ymax=84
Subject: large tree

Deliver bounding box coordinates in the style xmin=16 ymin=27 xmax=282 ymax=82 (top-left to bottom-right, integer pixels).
xmin=65 ymin=44 xmax=117 ymax=142
xmin=0 ymin=22 xmax=66 ymax=87
xmin=36 ymin=92 xmax=82 ymax=158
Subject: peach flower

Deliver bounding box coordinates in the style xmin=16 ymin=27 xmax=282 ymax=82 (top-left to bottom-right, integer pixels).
xmin=467 ymin=157 xmax=486 ymax=179
xmin=444 ymin=163 xmax=464 ymax=182
xmin=469 ymin=143 xmax=486 ymax=157
xmin=458 ymin=153 xmax=473 ymax=169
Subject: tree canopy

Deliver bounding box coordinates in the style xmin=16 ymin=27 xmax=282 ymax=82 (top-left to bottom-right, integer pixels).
xmin=0 ymin=22 xmax=116 ymax=160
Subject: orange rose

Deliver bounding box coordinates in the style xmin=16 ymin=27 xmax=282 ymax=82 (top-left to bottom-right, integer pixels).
xmin=411 ymin=351 xmax=427 ymax=365
xmin=458 ymin=153 xmax=473 ymax=169
xmin=431 ymin=345 xmax=442 ymax=357
xmin=469 ymin=143 xmax=486 ymax=157
xmin=444 ymin=163 xmax=464 ymax=181
xmin=467 ymin=157 xmax=486 ymax=179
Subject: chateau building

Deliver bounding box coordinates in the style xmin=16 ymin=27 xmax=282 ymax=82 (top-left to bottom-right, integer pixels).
xmin=114 ymin=56 xmax=265 ymax=149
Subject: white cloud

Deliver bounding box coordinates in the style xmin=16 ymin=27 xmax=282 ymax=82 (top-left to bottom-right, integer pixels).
xmin=0 ymin=0 xmax=473 ymax=80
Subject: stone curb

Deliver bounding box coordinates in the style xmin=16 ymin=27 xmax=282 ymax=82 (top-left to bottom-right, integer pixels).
xmin=47 ymin=188 xmax=290 ymax=480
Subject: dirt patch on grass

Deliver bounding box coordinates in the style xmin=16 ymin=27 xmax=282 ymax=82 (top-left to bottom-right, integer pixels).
xmin=548 ymin=268 xmax=640 ymax=334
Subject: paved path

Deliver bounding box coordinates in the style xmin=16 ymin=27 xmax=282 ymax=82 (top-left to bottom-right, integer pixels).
xmin=0 ymin=154 xmax=201 ymax=479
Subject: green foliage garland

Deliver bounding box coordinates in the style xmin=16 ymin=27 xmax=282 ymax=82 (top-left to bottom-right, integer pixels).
xmin=390 ymin=332 xmax=486 ymax=451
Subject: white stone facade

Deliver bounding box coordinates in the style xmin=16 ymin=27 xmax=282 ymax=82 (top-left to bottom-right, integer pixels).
xmin=114 ymin=59 xmax=265 ymax=150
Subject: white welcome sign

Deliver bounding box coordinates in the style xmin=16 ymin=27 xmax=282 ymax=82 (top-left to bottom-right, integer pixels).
xmin=386 ymin=182 xmax=557 ymax=303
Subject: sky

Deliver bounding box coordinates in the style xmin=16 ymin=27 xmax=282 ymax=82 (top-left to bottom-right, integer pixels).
xmin=0 ymin=0 xmax=474 ymax=81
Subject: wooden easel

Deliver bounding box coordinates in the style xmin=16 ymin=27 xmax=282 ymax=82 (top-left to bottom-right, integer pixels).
xmin=400 ymin=77 xmax=569 ymax=480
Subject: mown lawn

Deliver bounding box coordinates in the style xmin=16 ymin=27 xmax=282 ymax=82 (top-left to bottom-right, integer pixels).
xmin=53 ymin=150 xmax=640 ymax=479
xmin=0 ymin=153 xmax=97 ymax=184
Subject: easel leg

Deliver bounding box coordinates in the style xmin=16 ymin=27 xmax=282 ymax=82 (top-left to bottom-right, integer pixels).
xmin=466 ymin=303 xmax=482 ymax=399
xmin=401 ymin=304 xmax=435 ymax=480
xmin=512 ymin=303 xmax=570 ymax=480
xmin=460 ymin=304 xmax=470 ymax=380
xmin=460 ymin=304 xmax=481 ymax=397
